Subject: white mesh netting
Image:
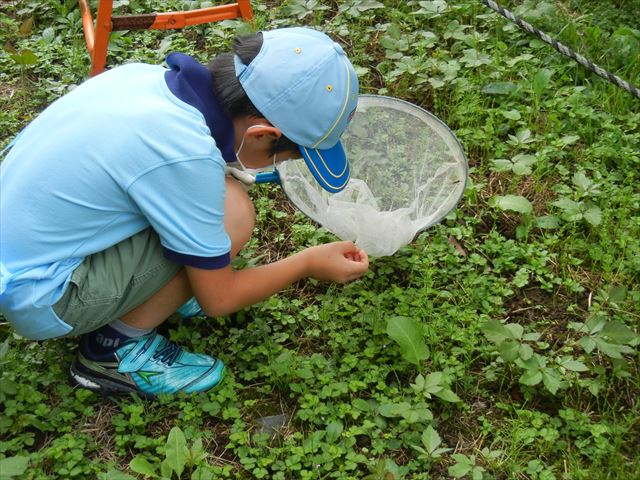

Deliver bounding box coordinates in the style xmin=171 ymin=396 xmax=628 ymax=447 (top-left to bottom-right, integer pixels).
xmin=278 ymin=95 xmax=468 ymax=256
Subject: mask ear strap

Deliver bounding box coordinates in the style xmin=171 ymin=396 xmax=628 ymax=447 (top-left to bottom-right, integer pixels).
xmin=236 ymin=135 xmax=247 ymax=158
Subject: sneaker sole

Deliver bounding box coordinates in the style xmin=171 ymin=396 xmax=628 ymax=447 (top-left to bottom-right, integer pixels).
xmin=69 ymin=358 xmax=226 ymax=399
xmin=70 ymin=357 xmax=155 ymax=399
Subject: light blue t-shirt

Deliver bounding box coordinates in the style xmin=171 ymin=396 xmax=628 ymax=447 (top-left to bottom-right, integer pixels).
xmin=0 ymin=63 xmax=231 ymax=340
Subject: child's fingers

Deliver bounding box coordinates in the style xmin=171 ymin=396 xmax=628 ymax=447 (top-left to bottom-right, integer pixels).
xmin=344 ymin=252 xmax=357 ymax=261
xmin=357 ymin=249 xmax=369 ymax=263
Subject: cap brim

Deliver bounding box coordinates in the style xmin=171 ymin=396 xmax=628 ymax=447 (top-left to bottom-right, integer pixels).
xmin=299 ymin=142 xmax=351 ymax=193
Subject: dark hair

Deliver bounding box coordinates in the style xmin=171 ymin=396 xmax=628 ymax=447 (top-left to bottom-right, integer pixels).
xmin=209 ymin=33 xmax=299 ymax=156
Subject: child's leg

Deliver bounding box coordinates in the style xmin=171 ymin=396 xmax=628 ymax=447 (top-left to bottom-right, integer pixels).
xmin=119 ymin=177 xmax=255 ymax=330
xmin=59 ymin=178 xmax=255 ymax=396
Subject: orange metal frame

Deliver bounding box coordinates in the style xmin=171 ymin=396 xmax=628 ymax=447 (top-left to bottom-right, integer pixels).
xmin=79 ymin=0 xmax=254 ymax=76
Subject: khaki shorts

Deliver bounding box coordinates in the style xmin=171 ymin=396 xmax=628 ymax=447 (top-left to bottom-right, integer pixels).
xmin=53 ymin=228 xmax=182 ymax=337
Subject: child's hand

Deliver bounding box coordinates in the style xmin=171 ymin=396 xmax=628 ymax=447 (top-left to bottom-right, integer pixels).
xmin=304 ymin=241 xmax=369 ymax=283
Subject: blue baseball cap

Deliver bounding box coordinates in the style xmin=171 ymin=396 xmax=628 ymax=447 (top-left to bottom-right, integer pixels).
xmin=235 ymin=27 xmax=359 ymax=193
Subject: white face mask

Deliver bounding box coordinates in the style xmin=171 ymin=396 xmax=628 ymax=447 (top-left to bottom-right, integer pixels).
xmin=234 ymin=124 xmax=277 ymax=175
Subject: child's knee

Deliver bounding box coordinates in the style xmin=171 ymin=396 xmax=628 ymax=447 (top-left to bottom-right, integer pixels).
xmin=224 ymin=177 xmax=255 ymax=254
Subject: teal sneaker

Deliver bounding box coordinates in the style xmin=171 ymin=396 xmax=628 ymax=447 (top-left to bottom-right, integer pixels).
xmin=176 ymin=297 xmax=205 ymax=318
xmin=70 ymin=331 xmax=225 ymax=398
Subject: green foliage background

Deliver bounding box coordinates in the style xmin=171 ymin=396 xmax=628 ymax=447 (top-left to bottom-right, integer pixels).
xmin=1 ymin=0 xmax=639 ymax=479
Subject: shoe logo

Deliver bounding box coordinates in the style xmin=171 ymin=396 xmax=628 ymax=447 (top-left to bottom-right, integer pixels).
xmin=96 ymin=333 xmax=120 ymax=349
xmin=137 ymin=370 xmax=161 ymax=384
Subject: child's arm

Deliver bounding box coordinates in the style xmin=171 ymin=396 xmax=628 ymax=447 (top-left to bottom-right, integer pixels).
xmin=186 ymin=241 xmax=369 ymax=317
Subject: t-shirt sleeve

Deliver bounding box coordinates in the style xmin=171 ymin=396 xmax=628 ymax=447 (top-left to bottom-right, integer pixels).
xmin=127 ymin=157 xmax=231 ymax=269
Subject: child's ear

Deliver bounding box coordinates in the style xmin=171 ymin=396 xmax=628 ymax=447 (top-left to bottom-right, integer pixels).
xmin=246 ymin=125 xmax=282 ymax=140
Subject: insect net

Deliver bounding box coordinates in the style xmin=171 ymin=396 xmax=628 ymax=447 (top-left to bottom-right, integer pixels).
xmin=277 ymin=95 xmax=468 ymax=257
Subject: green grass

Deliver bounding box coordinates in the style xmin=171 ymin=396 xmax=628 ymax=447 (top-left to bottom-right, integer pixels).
xmin=1 ymin=0 xmax=639 ymax=479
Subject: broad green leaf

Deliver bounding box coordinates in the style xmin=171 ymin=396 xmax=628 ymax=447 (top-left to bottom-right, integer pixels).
xmin=472 ymin=467 xmax=485 ymax=480
xmin=453 ymin=453 xmax=473 ymax=464
xmin=481 ymin=319 xmax=513 ymax=343
xmin=303 ymin=430 xmax=325 ymax=452
xmin=559 ymin=358 xmax=589 ymax=372
xmin=482 ymin=448 xmax=502 ymax=460
xmin=130 ymin=456 xmax=157 ymax=477
xmin=507 ymin=53 xmax=535 ymax=66
xmin=192 ymin=467 xmax=215 ymax=480
xmin=579 ymin=336 xmax=596 ymax=354
xmin=19 ymin=17 xmax=33 ymax=36
xmin=519 ymin=369 xmax=542 ymax=386
xmin=0 ymin=455 xmax=29 ymax=477
xmin=505 ymin=323 xmax=524 ymax=340
xmin=499 ymin=340 xmax=519 ymax=362
xmin=357 ymin=0 xmax=384 ymax=8
xmin=594 ymin=340 xmax=634 ymax=358
xmin=511 ymin=128 xmax=534 ymax=144
xmin=402 ymin=405 xmax=433 ymax=423
xmin=532 ymin=68 xmax=552 ymax=97
xmin=512 ymin=154 xmax=537 ymax=175
xmin=501 ymin=109 xmax=521 ymax=120
xmin=414 ymin=0 xmax=448 ymax=18
xmin=519 ymin=354 xmax=543 ymax=369
xmin=552 ymin=198 xmax=581 ymax=214
xmin=434 ymin=446 xmax=453 ymax=456
xmin=518 ymin=343 xmax=534 ymax=361
xmin=326 ymin=420 xmax=344 ymax=442
xmin=160 ymin=459 xmax=173 ymax=479
xmin=559 ymin=135 xmax=579 ymax=145
xmin=189 ymin=437 xmax=206 ymax=464
xmin=340 ymin=0 xmax=384 ymax=16
xmin=434 ymin=388 xmax=461 ymax=403
xmin=512 ymin=161 xmax=533 ymax=175
xmin=572 ymin=171 xmax=593 ymax=191
xmin=491 ymin=159 xmax=513 ymax=172
xmin=11 ymin=49 xmax=38 ymax=66
xmin=353 ymin=398 xmax=372 ymax=412
xmin=42 ymin=27 xmax=55 ymax=43
xmin=423 ymin=372 xmax=443 ymax=392
xmin=99 ymin=468 xmax=137 ymax=480
xmin=449 ymin=461 xmax=472 ymax=478
xmin=533 ymin=215 xmax=560 ymax=229
xmin=583 ymin=206 xmax=602 ymax=226
xmin=482 ymin=81 xmax=516 ymax=95
xmin=490 ymin=195 xmax=533 ymax=214
xmin=428 ymin=77 xmax=446 ymax=88
xmin=568 ymin=322 xmax=588 ymax=333
xmin=606 ymin=285 xmax=627 ymax=304
xmin=354 ymin=65 xmax=370 ymax=77
xmin=461 ymin=48 xmax=492 ymax=67
xmin=164 ymin=427 xmax=189 ymax=477
xmin=599 ymin=321 xmax=638 ymax=345
xmin=411 ymin=443 xmax=428 ymax=456
xmin=386 ymin=316 xmax=429 ymax=365
xmin=201 ymin=401 xmax=220 ymax=415
xmin=422 ymin=425 xmax=442 ymax=453
xmin=542 ymin=369 xmax=562 ymax=394
xmin=412 ymin=373 xmax=426 ymax=392
xmin=378 ymin=402 xmax=411 ymax=418
xmin=587 ymin=379 xmax=602 ymax=396
xmin=586 ymin=313 xmax=608 ymax=333
xmin=385 ymin=22 xmax=402 ymax=40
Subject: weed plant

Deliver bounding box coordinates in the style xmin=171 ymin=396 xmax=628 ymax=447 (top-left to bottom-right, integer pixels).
xmin=1 ymin=1 xmax=639 ymax=479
